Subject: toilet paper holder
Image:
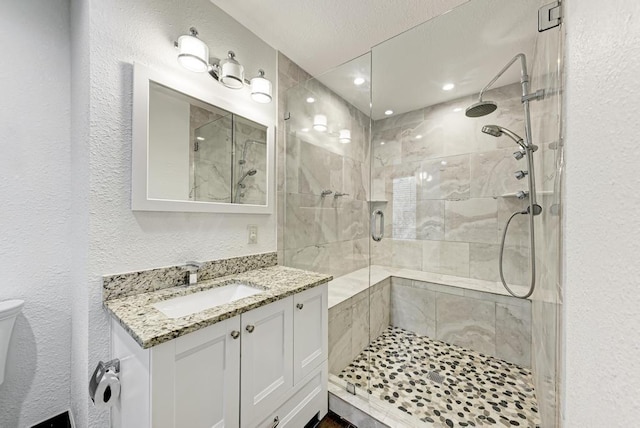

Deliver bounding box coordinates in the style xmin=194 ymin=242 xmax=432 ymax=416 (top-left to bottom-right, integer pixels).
xmin=89 ymin=358 xmax=120 ymax=407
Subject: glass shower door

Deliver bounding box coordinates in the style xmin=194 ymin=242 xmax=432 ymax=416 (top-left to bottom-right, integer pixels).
xmin=282 ymin=53 xmax=374 ymax=404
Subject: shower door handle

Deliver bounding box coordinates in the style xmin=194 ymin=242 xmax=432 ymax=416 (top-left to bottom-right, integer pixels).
xmin=371 ymin=210 xmax=384 ymax=242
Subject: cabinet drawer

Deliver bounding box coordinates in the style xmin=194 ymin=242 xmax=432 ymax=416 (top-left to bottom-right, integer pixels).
xmin=256 ymin=364 xmax=328 ymax=428
xmin=293 ymin=284 xmax=328 ymax=385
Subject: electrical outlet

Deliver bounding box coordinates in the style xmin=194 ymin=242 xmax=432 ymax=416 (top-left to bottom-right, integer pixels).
xmin=248 ymin=225 xmax=258 ymax=244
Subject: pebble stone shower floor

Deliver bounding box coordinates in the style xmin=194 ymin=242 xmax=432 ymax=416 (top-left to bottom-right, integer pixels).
xmin=338 ymin=326 xmax=540 ymax=427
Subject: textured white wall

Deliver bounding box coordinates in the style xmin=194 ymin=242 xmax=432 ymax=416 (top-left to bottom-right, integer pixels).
xmin=564 ymin=0 xmax=640 ymax=425
xmin=72 ymin=1 xmax=278 ymax=426
xmin=0 ymin=0 xmax=72 ymax=426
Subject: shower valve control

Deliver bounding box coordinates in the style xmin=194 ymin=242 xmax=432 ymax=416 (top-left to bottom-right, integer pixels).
xmin=513 ymin=150 xmax=526 ymax=160
xmin=516 ymin=191 xmax=529 ymax=200
xmin=514 ymin=170 xmax=528 ymax=180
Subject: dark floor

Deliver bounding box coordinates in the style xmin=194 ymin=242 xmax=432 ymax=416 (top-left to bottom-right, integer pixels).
xmin=319 ymin=412 xmax=357 ymax=428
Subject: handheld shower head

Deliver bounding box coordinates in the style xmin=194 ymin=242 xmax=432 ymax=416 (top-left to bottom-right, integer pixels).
xmin=482 ymin=125 xmax=527 ymax=150
xmin=237 ymin=168 xmax=257 ymax=185
xmin=465 ymin=100 xmax=498 ymax=118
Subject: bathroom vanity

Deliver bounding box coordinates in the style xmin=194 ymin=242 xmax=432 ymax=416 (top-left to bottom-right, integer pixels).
xmin=105 ymin=264 xmax=330 ymax=428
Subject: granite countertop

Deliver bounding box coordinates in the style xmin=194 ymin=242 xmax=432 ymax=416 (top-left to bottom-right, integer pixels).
xmin=104 ymin=265 xmax=332 ymax=349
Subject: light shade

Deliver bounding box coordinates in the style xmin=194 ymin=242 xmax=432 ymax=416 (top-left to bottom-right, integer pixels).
xmin=176 ymin=28 xmax=209 ymax=73
xmin=219 ymin=51 xmax=244 ymax=89
xmin=313 ymin=114 xmax=328 ymax=132
xmin=339 ymin=129 xmax=351 ymax=144
xmin=250 ymin=70 xmax=272 ymax=103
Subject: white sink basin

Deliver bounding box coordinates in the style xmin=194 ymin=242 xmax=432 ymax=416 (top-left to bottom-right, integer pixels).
xmin=153 ymin=283 xmax=264 ymax=319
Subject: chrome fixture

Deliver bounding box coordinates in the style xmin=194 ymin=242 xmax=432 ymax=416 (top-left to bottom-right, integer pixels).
xmin=338 ymin=129 xmax=351 ymax=144
xmin=313 ymin=114 xmax=328 ymax=132
xmin=174 ymin=28 xmax=272 ymax=103
xmin=175 ymin=28 xmax=209 ymax=73
xmin=232 ymin=168 xmax=257 ymax=202
xmin=513 ymin=149 xmax=526 ymax=160
xmin=250 ymin=69 xmax=272 ymax=103
xmin=237 ymin=168 xmax=257 ymax=184
xmin=216 ymin=51 xmax=244 ymax=89
xmin=514 ymin=170 xmax=528 ymax=180
xmin=185 ymin=261 xmax=203 ymax=285
xmin=320 ymin=189 xmax=333 ymax=197
xmin=371 ymin=210 xmax=384 ymax=242
xmin=468 ymin=53 xmax=545 ymax=299
xmin=334 ymin=191 xmax=349 ymax=199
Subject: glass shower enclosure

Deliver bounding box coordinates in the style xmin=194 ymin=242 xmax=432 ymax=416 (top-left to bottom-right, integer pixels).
xmin=283 ymin=0 xmax=563 ymax=426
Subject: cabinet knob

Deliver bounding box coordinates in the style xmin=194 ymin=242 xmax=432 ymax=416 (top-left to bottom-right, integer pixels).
xmin=296 ymin=303 xmax=304 ymax=310
xmin=230 ymin=330 xmax=240 ymax=339
xmin=270 ymin=416 xmax=279 ymax=428
xmin=245 ymin=325 xmax=255 ymax=333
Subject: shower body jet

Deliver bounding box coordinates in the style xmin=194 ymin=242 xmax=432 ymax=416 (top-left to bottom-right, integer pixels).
xmin=467 ymin=53 xmax=545 ymax=299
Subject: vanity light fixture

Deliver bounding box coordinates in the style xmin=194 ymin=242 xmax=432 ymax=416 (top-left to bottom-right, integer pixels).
xmin=175 ymin=28 xmax=209 ymax=73
xmin=175 ymin=27 xmax=272 ymax=103
xmin=338 ymin=129 xmax=351 ymax=144
xmin=313 ymin=114 xmax=328 ymax=132
xmin=442 ymin=83 xmax=455 ymax=91
xmin=250 ymin=69 xmax=272 ymax=103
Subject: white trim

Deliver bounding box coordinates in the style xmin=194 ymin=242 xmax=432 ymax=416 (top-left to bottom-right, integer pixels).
xmin=131 ymin=62 xmax=274 ymax=214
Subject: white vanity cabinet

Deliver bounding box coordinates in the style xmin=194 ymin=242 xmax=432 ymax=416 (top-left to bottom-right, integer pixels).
xmin=111 ymin=283 xmax=328 ymax=428
xmin=240 ymin=297 xmax=293 ymax=427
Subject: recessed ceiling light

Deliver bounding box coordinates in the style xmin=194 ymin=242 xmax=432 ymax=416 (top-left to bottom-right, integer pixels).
xmin=306 ymin=97 xmax=315 ymax=103
xmin=380 ymin=141 xmax=386 ymax=145
xmin=353 ymin=77 xmax=365 ymax=86
xmin=442 ymin=83 xmax=455 ymax=91
xmin=415 ymin=135 xmax=423 ymax=140
xmin=453 ymin=107 xmax=463 ymax=112
xmin=384 ymin=110 xmax=394 ymax=116
xmin=441 ymin=160 xmax=448 ymax=166
xmin=301 ymin=128 xmax=309 ymax=132
xmin=196 ymin=136 xmax=205 ymax=141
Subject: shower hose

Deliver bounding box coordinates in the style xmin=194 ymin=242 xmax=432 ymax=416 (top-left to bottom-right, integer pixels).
xmin=499 ymin=207 xmax=536 ymax=299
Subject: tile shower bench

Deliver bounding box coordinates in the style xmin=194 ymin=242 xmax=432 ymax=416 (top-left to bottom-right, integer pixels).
xmin=327 ymin=265 xmax=533 ymax=376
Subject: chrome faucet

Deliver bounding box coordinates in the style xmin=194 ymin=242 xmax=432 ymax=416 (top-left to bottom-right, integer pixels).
xmin=185 ymin=261 xmax=203 ymax=285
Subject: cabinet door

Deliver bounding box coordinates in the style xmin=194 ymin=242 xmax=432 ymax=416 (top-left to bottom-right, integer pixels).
xmin=151 ymin=316 xmax=241 ymax=428
xmin=293 ymin=284 xmax=328 ymax=384
xmin=240 ymin=297 xmax=293 ymax=428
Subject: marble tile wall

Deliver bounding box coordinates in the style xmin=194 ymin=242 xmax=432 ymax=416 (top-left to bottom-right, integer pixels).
xmin=279 ymin=53 xmax=371 ymax=278
xmin=328 ymin=278 xmax=390 ymax=374
xmin=390 ymin=277 xmax=532 ymax=367
xmin=370 ymin=82 xmax=539 ymax=286
xmin=328 ymin=275 xmax=532 ymax=376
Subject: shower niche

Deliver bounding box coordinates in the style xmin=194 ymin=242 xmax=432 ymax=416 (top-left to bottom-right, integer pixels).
xmin=132 ymin=63 xmax=274 ymax=213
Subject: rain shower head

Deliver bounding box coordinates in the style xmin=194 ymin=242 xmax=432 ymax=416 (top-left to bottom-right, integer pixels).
xmin=465 ymin=100 xmax=498 ymax=118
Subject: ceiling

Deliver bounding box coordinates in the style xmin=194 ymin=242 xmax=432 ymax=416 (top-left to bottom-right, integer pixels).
xmin=212 ymin=0 xmax=542 ymax=119
xmin=210 ymin=0 xmax=469 ymax=77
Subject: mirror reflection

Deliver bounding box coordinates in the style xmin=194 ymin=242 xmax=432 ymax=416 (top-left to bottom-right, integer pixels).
xmin=148 ymin=82 xmax=267 ymax=205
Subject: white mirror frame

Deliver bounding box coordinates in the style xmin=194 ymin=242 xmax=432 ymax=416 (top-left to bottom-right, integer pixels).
xmin=132 ymin=62 xmax=275 ymax=214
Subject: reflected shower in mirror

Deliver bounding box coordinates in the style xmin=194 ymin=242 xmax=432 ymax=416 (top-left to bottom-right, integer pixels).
xmin=148 ymin=82 xmax=267 ymax=205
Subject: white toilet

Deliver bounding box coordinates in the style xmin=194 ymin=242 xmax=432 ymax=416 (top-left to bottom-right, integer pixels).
xmin=0 ymin=299 xmax=24 ymax=385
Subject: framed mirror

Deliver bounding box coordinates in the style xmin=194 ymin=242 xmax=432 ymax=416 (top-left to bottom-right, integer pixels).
xmin=132 ymin=63 xmax=274 ymax=213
